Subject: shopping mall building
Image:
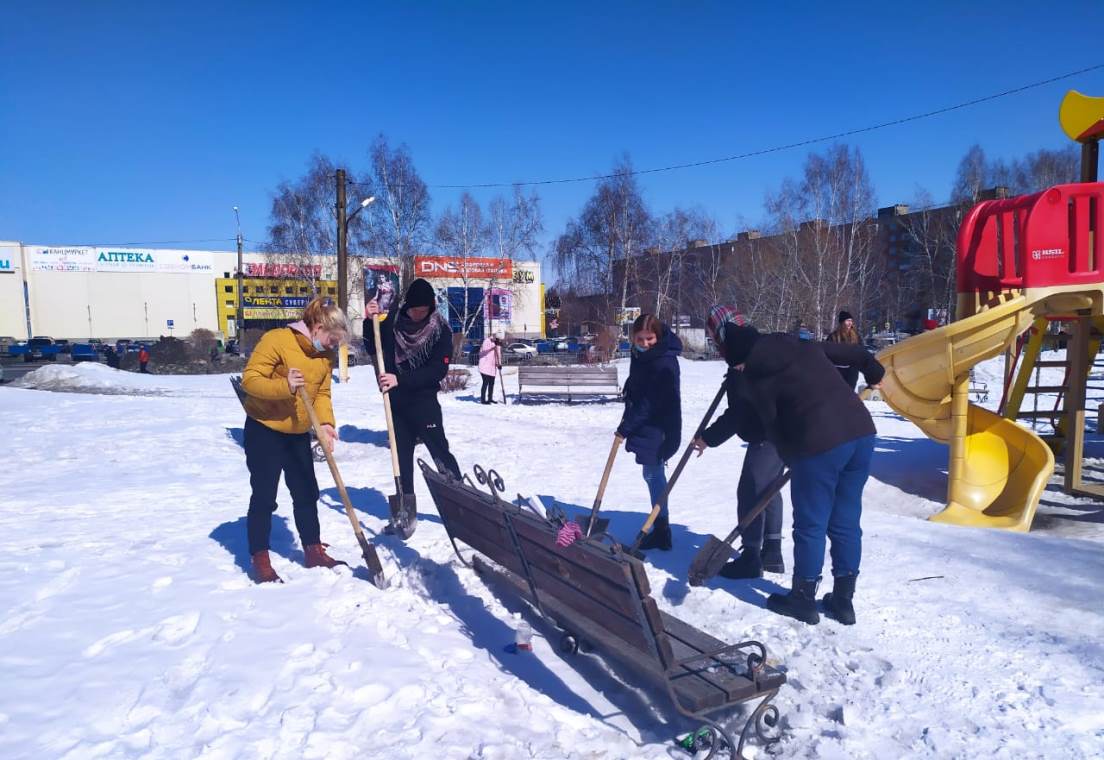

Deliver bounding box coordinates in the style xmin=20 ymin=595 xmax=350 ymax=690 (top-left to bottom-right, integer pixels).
xmin=0 ymin=241 xmax=544 ymax=342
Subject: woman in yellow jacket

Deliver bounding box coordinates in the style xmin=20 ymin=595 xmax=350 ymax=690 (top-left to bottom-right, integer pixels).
xmin=240 ymin=296 xmax=347 ymax=583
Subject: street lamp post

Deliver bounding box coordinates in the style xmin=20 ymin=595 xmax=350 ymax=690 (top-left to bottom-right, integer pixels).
xmin=234 ymin=206 xmax=245 ymax=347
xmin=335 ymin=167 xmax=375 ymax=381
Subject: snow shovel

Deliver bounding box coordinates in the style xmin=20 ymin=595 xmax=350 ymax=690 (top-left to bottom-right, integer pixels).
xmin=579 ymin=434 xmax=622 ymax=537
xmin=371 ymin=315 xmax=416 ymax=540
xmin=627 ymin=383 xmax=728 ymax=556
xmin=497 ymin=364 xmax=508 ymax=405
xmin=297 ymin=386 xmax=388 ymax=589
xmin=687 ymin=469 xmax=791 ymax=587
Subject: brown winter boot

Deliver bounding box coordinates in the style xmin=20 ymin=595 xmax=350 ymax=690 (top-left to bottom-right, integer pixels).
xmin=251 ymin=551 xmax=282 ymax=584
xmin=304 ymin=543 xmax=346 ymax=569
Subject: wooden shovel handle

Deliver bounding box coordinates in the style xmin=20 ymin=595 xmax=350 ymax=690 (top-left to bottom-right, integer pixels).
xmin=585 ymin=434 xmax=623 ymax=537
xmin=371 ymin=316 xmax=403 ymax=480
xmin=297 ymin=386 xmax=366 ymax=545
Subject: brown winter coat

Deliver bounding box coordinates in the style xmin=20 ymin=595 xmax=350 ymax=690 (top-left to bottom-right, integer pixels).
xmin=827 ymin=326 xmax=861 ymax=344
xmin=241 ymin=327 xmax=335 ymax=434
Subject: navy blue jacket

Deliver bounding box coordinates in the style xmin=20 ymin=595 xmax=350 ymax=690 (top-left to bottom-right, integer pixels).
xmin=617 ymin=329 xmax=682 ymax=465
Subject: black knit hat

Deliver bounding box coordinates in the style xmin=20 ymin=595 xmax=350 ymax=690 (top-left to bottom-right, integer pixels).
xmin=404 ymin=278 xmax=437 ymax=308
xmin=838 ymin=311 xmax=853 ymax=324
xmin=723 ymin=324 xmax=760 ymax=366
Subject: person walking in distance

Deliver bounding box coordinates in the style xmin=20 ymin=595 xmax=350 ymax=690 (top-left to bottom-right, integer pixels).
xmin=478 ymin=332 xmax=503 ymax=404
xmin=239 ymin=296 xmax=348 ymax=583
xmin=138 ymin=345 xmax=150 ymax=373
xmin=616 ymin=314 xmax=682 ymax=552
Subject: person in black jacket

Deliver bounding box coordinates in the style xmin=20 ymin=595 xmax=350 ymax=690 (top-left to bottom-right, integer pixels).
xmin=692 ymin=316 xmax=885 ymax=626
xmin=364 ymin=278 xmax=462 ymax=499
xmin=696 ymin=305 xmax=786 ymax=579
xmin=616 ymin=314 xmax=682 ymax=551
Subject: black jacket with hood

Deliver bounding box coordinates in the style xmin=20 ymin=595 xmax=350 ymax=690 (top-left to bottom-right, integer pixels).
xmin=362 ymin=303 xmax=453 ymax=409
xmin=702 ymin=329 xmax=884 ymax=463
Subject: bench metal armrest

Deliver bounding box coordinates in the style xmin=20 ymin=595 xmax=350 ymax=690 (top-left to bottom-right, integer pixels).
xmin=666 ymin=639 xmax=769 ymax=679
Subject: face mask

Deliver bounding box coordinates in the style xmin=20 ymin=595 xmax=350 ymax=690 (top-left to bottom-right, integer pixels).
xmin=312 ymin=338 xmax=326 ymax=352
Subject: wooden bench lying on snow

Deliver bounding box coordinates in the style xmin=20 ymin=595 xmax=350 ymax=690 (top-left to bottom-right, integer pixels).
xmin=516 ymin=365 xmax=620 ymax=401
xmin=419 ymin=460 xmax=786 ymax=759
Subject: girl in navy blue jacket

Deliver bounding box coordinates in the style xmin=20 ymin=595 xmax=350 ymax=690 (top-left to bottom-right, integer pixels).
xmin=616 ymin=314 xmax=682 ymax=551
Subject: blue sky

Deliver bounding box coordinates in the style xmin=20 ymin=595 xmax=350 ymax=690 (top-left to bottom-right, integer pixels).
xmin=2 ymin=1 xmax=1103 ymax=261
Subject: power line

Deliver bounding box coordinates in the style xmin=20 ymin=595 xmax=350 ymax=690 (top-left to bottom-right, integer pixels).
xmin=379 ymin=63 xmax=1100 ymax=190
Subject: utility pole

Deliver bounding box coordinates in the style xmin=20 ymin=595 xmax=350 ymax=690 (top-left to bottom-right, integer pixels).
xmin=234 ymin=206 xmax=245 ymax=348
xmin=336 ymin=168 xmax=349 ymax=382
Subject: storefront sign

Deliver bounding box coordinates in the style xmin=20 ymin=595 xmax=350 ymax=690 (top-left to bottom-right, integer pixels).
xmin=512 ymin=269 xmax=535 ymax=284
xmin=415 ymin=256 xmax=512 ymax=280
xmin=243 ymin=262 xmax=322 ymax=278
xmin=29 ymin=246 xmax=213 ymax=274
xmin=0 ymin=258 xmax=14 ymax=273
xmin=242 ymin=294 xmax=310 ymax=320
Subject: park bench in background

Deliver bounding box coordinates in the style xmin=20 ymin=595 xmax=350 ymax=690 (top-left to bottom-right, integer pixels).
xmin=517 ymin=365 xmax=620 ymax=401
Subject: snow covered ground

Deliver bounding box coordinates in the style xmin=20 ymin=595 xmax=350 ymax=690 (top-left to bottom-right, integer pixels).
xmin=1 ymin=357 xmax=1102 ymax=759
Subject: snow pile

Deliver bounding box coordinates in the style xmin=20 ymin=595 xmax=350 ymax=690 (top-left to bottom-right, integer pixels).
xmin=0 ymin=360 xmax=1102 ymax=758
xmin=15 ymin=362 xmax=200 ymax=396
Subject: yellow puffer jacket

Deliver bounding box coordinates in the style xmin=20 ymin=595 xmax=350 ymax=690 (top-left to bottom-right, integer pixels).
xmin=241 ymin=327 xmax=335 ymax=434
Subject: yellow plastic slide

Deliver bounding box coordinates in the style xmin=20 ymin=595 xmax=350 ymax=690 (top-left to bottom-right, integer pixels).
xmin=875 ymin=295 xmax=1054 ymax=531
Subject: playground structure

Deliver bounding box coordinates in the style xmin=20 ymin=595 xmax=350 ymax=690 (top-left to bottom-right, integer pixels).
xmin=877 ymin=90 xmax=1104 ymax=531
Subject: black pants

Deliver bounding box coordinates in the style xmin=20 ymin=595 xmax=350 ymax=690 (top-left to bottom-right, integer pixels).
xmin=393 ymin=399 xmax=461 ymax=493
xmin=244 ymin=416 xmax=321 ymax=555
xmin=140 ymin=362 xmax=149 ymax=373
xmin=480 ymin=373 xmax=496 ymax=403
xmin=737 ymin=441 xmax=785 ymax=551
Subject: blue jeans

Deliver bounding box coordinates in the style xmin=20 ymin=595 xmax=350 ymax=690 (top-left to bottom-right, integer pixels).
xmin=789 ymin=435 xmax=875 ymax=580
xmin=642 ymin=463 xmax=668 ymax=519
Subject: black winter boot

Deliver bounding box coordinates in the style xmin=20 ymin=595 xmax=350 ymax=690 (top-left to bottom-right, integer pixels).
xmin=638 ymin=515 xmax=672 ymax=551
xmin=760 ymin=538 xmax=785 ymax=574
xmin=822 ymin=574 xmax=857 ymax=625
xmin=719 ymin=548 xmax=763 ymax=579
xmin=766 ymin=576 xmax=820 ymax=625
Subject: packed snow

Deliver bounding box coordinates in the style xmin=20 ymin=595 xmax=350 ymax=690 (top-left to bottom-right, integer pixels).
xmin=1 ymin=357 xmax=1102 ymax=759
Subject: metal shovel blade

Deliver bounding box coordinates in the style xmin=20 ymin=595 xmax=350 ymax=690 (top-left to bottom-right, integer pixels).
xmin=386 ymin=492 xmax=417 ymax=540
xmin=688 ymin=535 xmax=736 ymax=587
xmin=575 ymin=514 xmax=610 ymax=536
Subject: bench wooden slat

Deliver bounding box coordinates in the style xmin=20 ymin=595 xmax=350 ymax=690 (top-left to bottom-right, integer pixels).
xmin=431 ymin=490 xmax=655 ymax=653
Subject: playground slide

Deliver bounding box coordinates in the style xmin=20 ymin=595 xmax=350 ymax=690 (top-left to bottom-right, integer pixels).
xmin=876 ymin=295 xmax=1054 ymax=531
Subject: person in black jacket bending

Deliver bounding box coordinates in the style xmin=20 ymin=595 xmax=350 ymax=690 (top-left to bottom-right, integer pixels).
xmin=616 ymin=314 xmax=682 ymax=551
xmin=697 ymin=305 xmax=787 ymax=579
xmin=692 ymin=316 xmax=885 ymax=626
xmin=364 ymin=278 xmax=462 ymax=499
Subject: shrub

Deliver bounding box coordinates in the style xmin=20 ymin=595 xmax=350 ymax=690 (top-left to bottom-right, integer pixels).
xmin=440 ymin=368 xmax=470 ymax=392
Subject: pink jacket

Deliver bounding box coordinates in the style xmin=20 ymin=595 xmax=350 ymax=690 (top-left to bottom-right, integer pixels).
xmin=478 ymin=338 xmax=501 ymax=376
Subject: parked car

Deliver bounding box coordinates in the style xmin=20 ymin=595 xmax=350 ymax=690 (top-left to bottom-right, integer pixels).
xmin=505 ymin=342 xmax=537 ymax=360
xmin=54 ymin=339 xmax=72 ymax=354
xmin=0 ymin=336 xmax=17 ymax=356
xmin=70 ymin=343 xmax=99 ymax=362
xmin=225 ymin=339 xmax=240 ymax=356
xmin=11 ymin=337 xmax=62 ymax=362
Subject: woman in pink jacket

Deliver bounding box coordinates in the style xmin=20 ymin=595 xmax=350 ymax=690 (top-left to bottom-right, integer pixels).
xmin=478 ymin=333 xmax=503 ymax=404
